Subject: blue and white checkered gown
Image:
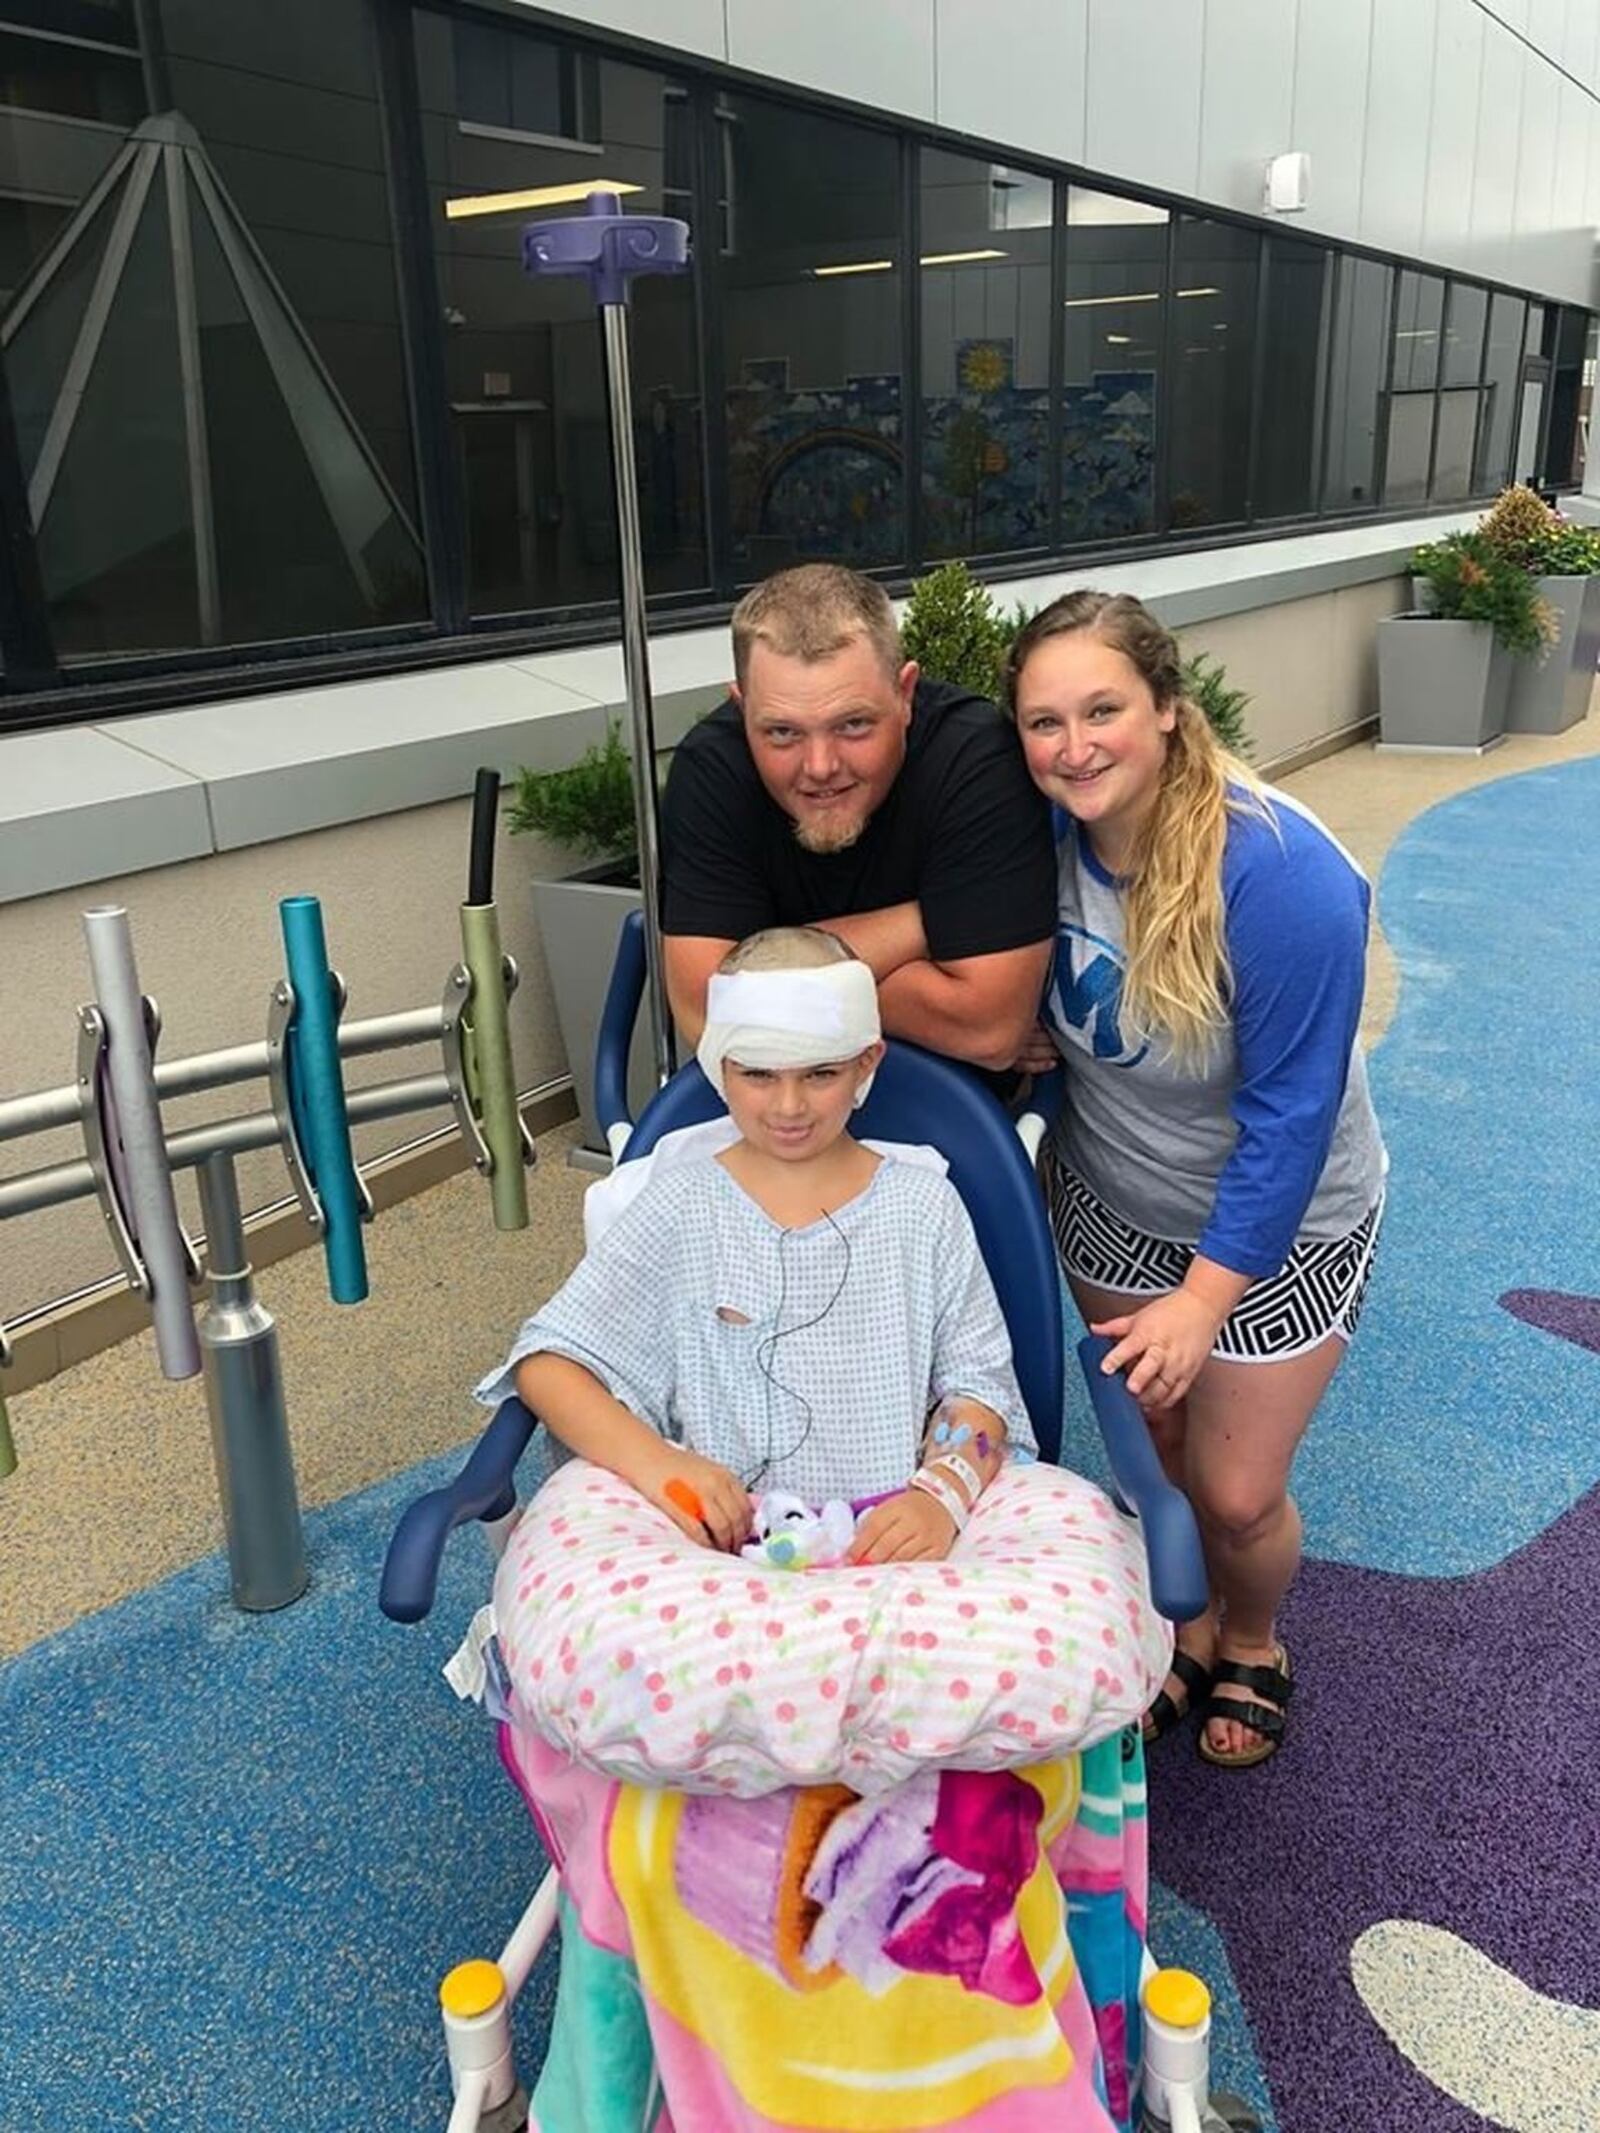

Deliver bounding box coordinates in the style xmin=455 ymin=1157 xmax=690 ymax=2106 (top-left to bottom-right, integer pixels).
xmin=474 ymin=1155 xmax=1035 ymax=1503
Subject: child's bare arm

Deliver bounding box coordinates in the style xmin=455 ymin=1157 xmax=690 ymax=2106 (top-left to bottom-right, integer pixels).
xmin=847 ymin=1397 xmax=1010 ymax=1566
xmin=514 ymin=1351 xmax=751 ymax=1551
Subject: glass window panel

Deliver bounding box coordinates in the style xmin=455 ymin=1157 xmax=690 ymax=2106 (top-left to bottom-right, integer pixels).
xmin=1526 ymin=302 xmax=1550 ymax=357
xmin=1475 ymin=292 xmax=1525 ymax=494
xmin=718 ymin=91 xmax=903 ymax=577
xmin=0 ymin=26 xmax=143 ymax=126
xmin=1322 ymin=255 xmax=1389 ymax=512
xmin=1542 ymin=305 xmax=1591 ymax=489
xmin=920 ymin=148 xmax=1050 ymax=559
xmin=1061 ymin=183 xmax=1166 ymax=544
xmin=3 ymin=189 xmax=116 ymax=481
xmin=34 ymin=168 xmax=199 ymax=653
xmin=1254 ymin=234 xmax=1331 ymax=520
xmin=1383 ymin=392 xmax=1435 ymax=505
xmin=417 ymin=15 xmax=708 ymax=610
xmin=1392 ymin=270 xmax=1444 ymax=391
xmin=1430 ymin=389 xmax=1481 ymax=502
xmin=0 ymin=1 xmax=430 ymax=660
xmin=1441 ymin=282 xmax=1488 ymax=388
xmin=1167 ymin=215 xmax=1258 ymax=529
xmin=1574 ymin=315 xmax=1597 ymax=488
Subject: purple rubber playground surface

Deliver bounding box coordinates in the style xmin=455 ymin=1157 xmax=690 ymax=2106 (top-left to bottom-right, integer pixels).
xmin=1149 ymin=1470 xmax=1600 ymax=2131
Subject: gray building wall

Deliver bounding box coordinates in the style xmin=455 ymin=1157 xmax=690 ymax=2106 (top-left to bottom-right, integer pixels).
xmin=529 ymin=0 xmax=1600 ymax=306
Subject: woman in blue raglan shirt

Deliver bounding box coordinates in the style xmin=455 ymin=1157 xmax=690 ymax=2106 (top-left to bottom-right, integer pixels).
xmin=1006 ymin=590 xmax=1387 ymax=1771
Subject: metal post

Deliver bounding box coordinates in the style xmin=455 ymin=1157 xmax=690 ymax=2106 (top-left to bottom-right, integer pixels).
xmin=196 ymin=1152 xmax=307 ymax=1611
xmin=600 ymin=300 xmax=673 ymax=1087
xmin=521 ymin=192 xmax=690 ymax=1090
xmin=82 ymin=905 xmax=201 ymax=1380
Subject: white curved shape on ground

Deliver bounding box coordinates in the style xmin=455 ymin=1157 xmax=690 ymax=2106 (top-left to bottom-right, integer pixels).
xmin=1351 ymin=1919 xmax=1600 ymax=2131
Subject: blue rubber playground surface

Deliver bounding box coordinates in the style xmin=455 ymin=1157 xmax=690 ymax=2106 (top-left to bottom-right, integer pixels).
xmin=4 ymin=758 xmax=1599 ymax=2132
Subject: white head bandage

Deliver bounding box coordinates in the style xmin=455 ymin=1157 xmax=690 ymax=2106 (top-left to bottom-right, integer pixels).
xmin=697 ymin=963 xmax=881 ymax=1105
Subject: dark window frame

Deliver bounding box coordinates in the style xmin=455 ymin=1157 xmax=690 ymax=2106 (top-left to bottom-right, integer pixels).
xmin=0 ymin=0 xmax=1593 ymax=730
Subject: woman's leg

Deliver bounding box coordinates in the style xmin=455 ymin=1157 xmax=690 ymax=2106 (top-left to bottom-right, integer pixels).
xmin=1180 ymin=1332 xmax=1347 ymax=1758
xmin=1066 ymin=1275 xmax=1220 ymax=1712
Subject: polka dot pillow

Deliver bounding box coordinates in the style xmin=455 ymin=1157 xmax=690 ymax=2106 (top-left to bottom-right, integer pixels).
xmin=494 ymin=1460 xmax=1172 ymax=1798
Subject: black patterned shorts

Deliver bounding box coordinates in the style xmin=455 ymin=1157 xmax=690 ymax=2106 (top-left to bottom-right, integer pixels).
xmin=1040 ymin=1145 xmax=1382 ymax=1363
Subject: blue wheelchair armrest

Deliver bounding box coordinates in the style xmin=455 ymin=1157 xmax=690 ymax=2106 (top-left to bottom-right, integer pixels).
xmin=1077 ymin=1335 xmax=1209 ymax=1624
xmin=595 ymin=908 xmax=648 ymax=1141
xmin=378 ymin=1398 xmax=536 ymax=1624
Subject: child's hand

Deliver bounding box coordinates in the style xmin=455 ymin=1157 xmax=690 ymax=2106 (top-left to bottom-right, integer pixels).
xmin=641 ymin=1448 xmax=752 ymax=1552
xmin=848 ymin=1488 xmax=956 ymax=1565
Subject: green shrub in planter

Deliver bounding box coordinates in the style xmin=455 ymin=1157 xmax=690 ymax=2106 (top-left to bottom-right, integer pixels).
xmin=900 ymin=561 xmax=1015 ymax=703
xmin=1409 ymin=531 xmax=1558 ymax=657
xmin=506 ymin=723 xmax=643 ymax=872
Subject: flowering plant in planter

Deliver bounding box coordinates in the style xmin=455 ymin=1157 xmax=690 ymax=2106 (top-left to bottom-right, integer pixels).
xmin=1407 ymin=531 xmax=1558 ymax=658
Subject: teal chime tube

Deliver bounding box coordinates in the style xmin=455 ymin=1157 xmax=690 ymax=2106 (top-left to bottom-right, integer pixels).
xmin=279 ymin=896 xmax=368 ymax=1304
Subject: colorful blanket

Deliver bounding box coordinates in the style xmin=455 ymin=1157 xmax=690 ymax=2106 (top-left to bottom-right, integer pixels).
xmin=500 ymin=1720 xmax=1149 ymax=2131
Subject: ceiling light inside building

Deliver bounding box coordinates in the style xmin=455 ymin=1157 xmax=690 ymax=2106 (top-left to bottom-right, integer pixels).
xmin=812 ymin=258 xmax=894 ymax=277
xmin=445 ymin=179 xmax=643 ymax=220
xmin=920 ymin=249 xmax=1008 ymax=266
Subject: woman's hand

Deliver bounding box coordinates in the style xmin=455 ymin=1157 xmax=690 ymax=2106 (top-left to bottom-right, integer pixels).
xmin=1011 ymin=1021 xmax=1061 ymax=1075
xmin=848 ymin=1487 xmax=957 ymax=1565
xmin=638 ymin=1446 xmax=752 ymax=1552
xmin=1093 ymin=1288 xmax=1226 ymax=1410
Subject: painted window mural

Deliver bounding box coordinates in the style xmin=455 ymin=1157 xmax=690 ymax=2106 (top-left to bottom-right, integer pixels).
xmin=920 ymin=151 xmax=1051 ymax=559
xmin=719 ymin=92 xmax=904 ymax=575
xmin=1060 ymin=188 xmax=1166 ymax=545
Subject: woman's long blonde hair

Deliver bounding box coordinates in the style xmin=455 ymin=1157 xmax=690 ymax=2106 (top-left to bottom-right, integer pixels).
xmin=1006 ymin=590 xmax=1268 ymax=1070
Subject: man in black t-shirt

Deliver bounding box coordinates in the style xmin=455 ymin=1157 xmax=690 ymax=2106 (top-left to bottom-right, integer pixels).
xmin=661 ymin=564 xmax=1056 ymax=1070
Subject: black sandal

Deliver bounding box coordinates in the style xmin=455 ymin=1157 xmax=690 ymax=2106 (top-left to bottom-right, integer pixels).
xmin=1197 ymin=1643 xmax=1293 ymax=1769
xmin=1140 ymin=1648 xmax=1214 ymax=1744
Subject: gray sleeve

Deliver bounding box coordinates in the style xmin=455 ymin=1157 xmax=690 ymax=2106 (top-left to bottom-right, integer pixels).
xmin=926 ymin=1184 xmax=1038 ymax=1458
xmin=471 ymin=1189 xmax=678 ymax=1435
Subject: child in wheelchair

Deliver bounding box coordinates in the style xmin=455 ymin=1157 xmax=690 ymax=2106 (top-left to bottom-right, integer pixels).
xmin=470 ymin=924 xmax=1171 ymax=2131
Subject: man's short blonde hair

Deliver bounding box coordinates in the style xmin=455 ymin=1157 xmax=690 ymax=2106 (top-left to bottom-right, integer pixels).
xmin=717 ymin=925 xmax=857 ymax=975
xmin=730 ymin=565 xmax=903 ymax=691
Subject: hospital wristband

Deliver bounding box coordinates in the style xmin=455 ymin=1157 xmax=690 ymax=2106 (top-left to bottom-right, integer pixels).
xmin=910 ymin=1465 xmax=971 ymax=1532
xmin=928 ymin=1451 xmax=983 ymax=1506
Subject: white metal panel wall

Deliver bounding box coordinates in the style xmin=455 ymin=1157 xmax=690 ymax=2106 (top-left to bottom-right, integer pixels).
xmin=934 ymin=0 xmax=1088 ymax=170
xmin=526 ymin=0 xmax=1600 ymax=305
xmin=1083 ymin=0 xmax=1203 ymax=200
xmin=1424 ymin=0 xmax=1485 ymax=265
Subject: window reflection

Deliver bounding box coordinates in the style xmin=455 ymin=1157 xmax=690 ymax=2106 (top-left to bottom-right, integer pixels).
xmin=920 ymin=150 xmax=1050 ymax=559
xmin=1255 ymin=235 xmax=1331 ymax=520
xmin=1061 ymin=185 xmax=1166 ymax=544
xmin=1322 ymin=256 xmax=1389 ymax=511
xmin=1384 ymin=270 xmax=1445 ymax=503
xmin=1475 ymin=293 xmax=1525 ymax=494
xmin=417 ymin=14 xmax=707 ymax=614
xmin=1431 ymin=283 xmax=1488 ymax=503
xmin=719 ymin=93 xmax=903 ymax=577
xmin=0 ymin=2 xmax=427 ymax=657
xmin=1167 ymin=217 xmax=1258 ymax=529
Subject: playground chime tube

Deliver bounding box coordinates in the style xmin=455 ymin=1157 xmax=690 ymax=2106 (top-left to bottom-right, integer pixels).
xmin=0 ymin=786 xmax=536 ymax=1610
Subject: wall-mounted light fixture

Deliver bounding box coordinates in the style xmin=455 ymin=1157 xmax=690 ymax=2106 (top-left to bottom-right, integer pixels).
xmin=1263 ymin=151 xmax=1310 ymax=214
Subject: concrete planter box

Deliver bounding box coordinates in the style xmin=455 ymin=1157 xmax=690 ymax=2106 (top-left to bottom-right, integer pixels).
xmin=531 ymin=865 xmax=656 ymax=1155
xmin=1505 ymin=573 xmax=1600 ymax=734
xmin=1376 ymin=614 xmax=1513 ymax=752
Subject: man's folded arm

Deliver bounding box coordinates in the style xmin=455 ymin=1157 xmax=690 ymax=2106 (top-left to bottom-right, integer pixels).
xmin=877 ymin=941 xmax=1052 ymax=1071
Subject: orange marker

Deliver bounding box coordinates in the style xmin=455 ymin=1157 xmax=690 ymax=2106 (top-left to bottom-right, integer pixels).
xmin=664 ymin=1475 xmax=718 ymax=1545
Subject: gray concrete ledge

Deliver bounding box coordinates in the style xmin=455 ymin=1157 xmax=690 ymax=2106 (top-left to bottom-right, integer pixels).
xmin=1 ymin=512 xmax=1472 ymax=906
